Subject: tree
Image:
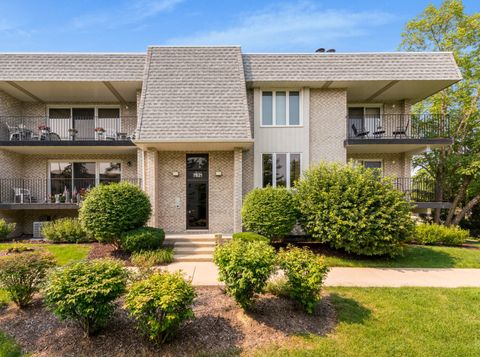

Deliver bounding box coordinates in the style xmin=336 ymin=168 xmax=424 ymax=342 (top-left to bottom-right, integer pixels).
xmin=400 ymin=0 xmax=480 ymax=225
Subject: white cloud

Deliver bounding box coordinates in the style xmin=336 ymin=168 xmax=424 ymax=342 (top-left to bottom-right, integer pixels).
xmin=72 ymin=0 xmax=183 ymax=30
xmin=167 ymin=2 xmax=394 ymax=52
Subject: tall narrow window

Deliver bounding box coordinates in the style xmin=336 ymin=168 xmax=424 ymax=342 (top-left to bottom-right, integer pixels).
xmin=290 ymin=154 xmax=301 ymax=186
xmin=275 ymin=92 xmax=287 ymax=125
xmin=289 ymin=91 xmax=300 ymax=125
xmin=262 ymin=92 xmax=273 ymax=126
xmin=276 ymin=153 xmax=287 ymax=187
xmin=262 ymin=154 xmax=273 ymax=187
xmin=262 ymin=153 xmax=301 ymax=188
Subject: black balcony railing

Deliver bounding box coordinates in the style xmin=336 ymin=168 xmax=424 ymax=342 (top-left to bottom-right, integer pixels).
xmin=347 ymin=114 xmax=450 ymax=140
xmin=0 ymin=116 xmax=137 ymax=142
xmin=392 ymin=177 xmax=436 ymax=202
xmin=0 ymin=178 xmax=142 ymax=205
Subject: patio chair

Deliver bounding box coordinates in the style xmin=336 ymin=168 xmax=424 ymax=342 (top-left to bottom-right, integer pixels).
xmin=13 ymin=187 xmax=32 ymax=203
xmin=393 ymin=119 xmax=409 ymax=138
xmin=104 ymin=128 xmax=117 ymax=141
xmin=351 ymin=124 xmax=369 ymax=138
xmin=6 ymin=123 xmax=21 ymax=141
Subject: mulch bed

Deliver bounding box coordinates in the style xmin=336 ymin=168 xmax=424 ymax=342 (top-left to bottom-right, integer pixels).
xmin=0 ymin=287 xmax=336 ymax=357
xmin=87 ymin=242 xmax=133 ymax=265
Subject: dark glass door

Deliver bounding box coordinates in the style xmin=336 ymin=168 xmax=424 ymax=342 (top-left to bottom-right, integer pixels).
xmin=186 ymin=154 xmax=208 ymax=229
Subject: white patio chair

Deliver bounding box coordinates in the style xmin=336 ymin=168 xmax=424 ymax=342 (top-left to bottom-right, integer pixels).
xmin=104 ymin=128 xmax=117 ymax=141
xmin=13 ymin=188 xmax=32 ymax=203
xmin=6 ymin=123 xmax=21 ymax=141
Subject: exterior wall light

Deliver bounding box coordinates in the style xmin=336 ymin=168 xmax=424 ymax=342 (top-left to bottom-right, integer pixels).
xmin=215 ymin=171 xmax=222 ymax=177
xmin=172 ymin=171 xmax=179 ymax=177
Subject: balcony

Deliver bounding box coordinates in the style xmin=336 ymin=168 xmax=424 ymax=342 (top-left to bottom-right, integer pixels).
xmin=393 ymin=177 xmax=451 ymax=209
xmin=0 ymin=177 xmax=141 ymax=210
xmin=0 ymin=116 xmax=137 ymax=152
xmin=346 ymin=114 xmax=452 ymax=153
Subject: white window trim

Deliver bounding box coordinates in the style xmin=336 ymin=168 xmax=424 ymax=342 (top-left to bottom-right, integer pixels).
xmin=260 ymin=90 xmax=303 ymax=127
xmin=47 ymin=160 xmax=123 ymax=196
xmin=359 ymin=159 xmax=384 ymax=174
xmin=262 ymin=152 xmax=302 ymax=188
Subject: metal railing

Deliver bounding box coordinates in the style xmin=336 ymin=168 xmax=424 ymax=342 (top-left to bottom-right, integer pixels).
xmin=0 ymin=178 xmax=142 ymax=204
xmin=347 ymin=114 xmax=450 ymax=140
xmin=0 ymin=116 xmax=137 ymax=142
xmin=393 ymin=177 xmax=436 ymax=202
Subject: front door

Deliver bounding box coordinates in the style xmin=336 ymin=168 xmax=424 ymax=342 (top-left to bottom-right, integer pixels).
xmin=186 ymin=154 xmax=208 ymax=229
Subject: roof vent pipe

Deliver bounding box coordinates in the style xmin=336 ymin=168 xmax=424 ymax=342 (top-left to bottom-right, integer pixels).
xmin=315 ymin=48 xmax=325 ymax=53
xmin=327 ymin=49 xmax=336 ymax=52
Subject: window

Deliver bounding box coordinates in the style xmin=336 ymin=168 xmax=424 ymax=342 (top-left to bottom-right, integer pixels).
xmin=49 ymin=161 xmax=122 ymax=197
xmin=261 ymin=91 xmax=301 ymax=126
xmin=362 ymin=160 xmax=383 ymax=177
xmin=348 ymin=106 xmax=381 ymax=137
xmin=262 ymin=153 xmax=301 ymax=188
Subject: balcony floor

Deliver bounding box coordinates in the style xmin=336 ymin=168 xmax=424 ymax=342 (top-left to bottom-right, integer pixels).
xmin=0 ymin=203 xmax=79 ymax=210
xmin=345 ymin=138 xmax=453 ymax=153
xmin=0 ymin=140 xmax=136 ymax=154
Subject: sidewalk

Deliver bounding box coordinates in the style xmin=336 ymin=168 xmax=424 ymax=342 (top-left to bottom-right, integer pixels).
xmin=163 ymin=262 xmax=480 ymax=288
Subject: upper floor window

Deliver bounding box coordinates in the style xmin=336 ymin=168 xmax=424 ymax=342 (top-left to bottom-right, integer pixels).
xmin=262 ymin=90 xmax=300 ymax=126
xmin=262 ymin=153 xmax=301 ymax=188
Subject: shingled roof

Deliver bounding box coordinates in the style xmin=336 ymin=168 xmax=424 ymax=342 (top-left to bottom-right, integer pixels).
xmin=136 ymin=46 xmax=252 ymax=141
xmin=242 ymin=52 xmax=462 ymax=82
xmin=0 ymin=53 xmax=145 ymax=81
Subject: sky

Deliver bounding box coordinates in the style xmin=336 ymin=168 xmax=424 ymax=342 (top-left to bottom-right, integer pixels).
xmin=0 ymin=0 xmax=478 ymax=53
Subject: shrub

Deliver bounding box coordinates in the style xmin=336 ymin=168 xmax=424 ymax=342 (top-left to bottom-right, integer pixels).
xmin=44 ymin=259 xmax=127 ymax=336
xmin=241 ymin=186 xmax=298 ymax=239
xmin=79 ymin=182 xmax=151 ymax=248
xmin=295 ymin=162 xmax=415 ymax=257
xmin=277 ymin=246 xmax=329 ymax=314
xmin=41 ymin=218 xmax=93 ymax=243
xmin=232 ymin=232 xmax=270 ymax=243
xmin=0 ymin=251 xmax=56 ymax=308
xmin=131 ymin=248 xmax=174 ymax=268
xmin=214 ymin=240 xmax=276 ymax=309
xmin=125 ymin=271 xmax=196 ymax=344
xmin=0 ymin=219 xmax=15 ymax=241
xmin=120 ymin=227 xmax=165 ymax=253
xmin=265 ymin=277 xmax=290 ymax=298
xmin=415 ymin=223 xmax=469 ymax=246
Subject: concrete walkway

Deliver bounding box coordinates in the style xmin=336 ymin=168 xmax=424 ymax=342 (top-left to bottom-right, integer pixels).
xmin=163 ymin=262 xmax=480 ymax=288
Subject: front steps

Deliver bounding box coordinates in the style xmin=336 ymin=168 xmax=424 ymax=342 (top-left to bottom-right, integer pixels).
xmin=165 ymin=233 xmax=232 ymax=262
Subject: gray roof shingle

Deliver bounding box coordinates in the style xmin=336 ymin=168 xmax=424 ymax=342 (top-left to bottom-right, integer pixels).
xmin=137 ymin=46 xmax=252 ymax=141
xmin=0 ymin=53 xmax=145 ymax=81
xmin=242 ymin=52 xmax=462 ymax=82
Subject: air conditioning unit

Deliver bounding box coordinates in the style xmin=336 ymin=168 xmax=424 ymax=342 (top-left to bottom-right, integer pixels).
xmin=33 ymin=221 xmax=48 ymax=239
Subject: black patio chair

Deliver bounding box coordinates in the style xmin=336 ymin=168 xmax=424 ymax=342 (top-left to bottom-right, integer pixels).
xmin=351 ymin=124 xmax=369 ymax=138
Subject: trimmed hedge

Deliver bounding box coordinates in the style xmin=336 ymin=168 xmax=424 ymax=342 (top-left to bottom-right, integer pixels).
xmin=232 ymin=232 xmax=270 ymax=243
xmin=241 ymin=186 xmax=298 ymax=239
xmin=295 ymin=162 xmax=415 ymax=257
xmin=415 ymin=223 xmax=469 ymax=246
xmin=41 ymin=218 xmax=93 ymax=243
xmin=0 ymin=219 xmax=15 ymax=241
xmin=79 ymin=182 xmax=151 ymax=248
xmin=120 ymin=227 xmax=165 ymax=253
xmin=125 ymin=271 xmax=196 ymax=344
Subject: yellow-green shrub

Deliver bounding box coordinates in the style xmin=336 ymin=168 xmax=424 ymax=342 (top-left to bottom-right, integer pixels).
xmin=415 ymin=223 xmax=469 ymax=246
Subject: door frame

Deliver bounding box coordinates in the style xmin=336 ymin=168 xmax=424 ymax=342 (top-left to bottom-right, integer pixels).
xmin=186 ymin=153 xmax=209 ymax=230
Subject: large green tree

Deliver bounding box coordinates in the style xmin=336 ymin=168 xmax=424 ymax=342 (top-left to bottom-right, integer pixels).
xmin=400 ymin=0 xmax=480 ymax=225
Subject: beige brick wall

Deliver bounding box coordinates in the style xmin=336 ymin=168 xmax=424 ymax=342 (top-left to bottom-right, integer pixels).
xmin=310 ymin=89 xmax=347 ymax=164
xmin=347 ymin=152 xmax=411 ymax=178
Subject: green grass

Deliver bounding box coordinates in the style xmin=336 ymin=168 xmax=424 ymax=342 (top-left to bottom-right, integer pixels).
xmin=256 ymin=287 xmax=480 ymax=357
xmin=131 ymin=247 xmax=175 ymax=267
xmin=0 ymin=243 xmax=91 ymax=266
xmin=0 ymin=332 xmax=23 ymax=357
xmin=321 ymin=243 xmax=480 ymax=268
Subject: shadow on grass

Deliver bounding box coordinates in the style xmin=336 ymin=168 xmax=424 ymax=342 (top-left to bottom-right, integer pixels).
xmin=329 ymin=293 xmax=372 ymax=324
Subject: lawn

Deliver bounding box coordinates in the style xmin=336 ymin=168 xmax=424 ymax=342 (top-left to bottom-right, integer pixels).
xmin=0 ymin=243 xmax=91 ymax=266
xmin=256 ymin=287 xmax=480 ymax=357
xmin=0 ymin=332 xmax=22 ymax=357
xmin=320 ymin=243 xmax=480 ymax=269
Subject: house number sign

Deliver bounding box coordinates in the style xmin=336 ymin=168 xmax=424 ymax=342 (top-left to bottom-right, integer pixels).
xmin=193 ymin=171 xmax=203 ymax=178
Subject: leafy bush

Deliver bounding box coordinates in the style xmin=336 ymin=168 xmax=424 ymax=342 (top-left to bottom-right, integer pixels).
xmin=232 ymin=232 xmax=270 ymax=243
xmin=41 ymin=218 xmax=93 ymax=243
xmin=295 ymin=162 xmax=415 ymax=257
xmin=415 ymin=223 xmax=469 ymax=246
xmin=241 ymin=186 xmax=298 ymax=239
xmin=0 ymin=219 xmax=16 ymax=241
xmin=120 ymin=227 xmax=165 ymax=253
xmin=125 ymin=271 xmax=196 ymax=344
xmin=131 ymin=248 xmax=174 ymax=268
xmin=0 ymin=251 xmax=56 ymax=307
xmin=277 ymin=246 xmax=329 ymax=314
xmin=44 ymin=259 xmax=127 ymax=336
xmin=79 ymin=182 xmax=151 ymax=248
xmin=214 ymin=240 xmax=276 ymax=309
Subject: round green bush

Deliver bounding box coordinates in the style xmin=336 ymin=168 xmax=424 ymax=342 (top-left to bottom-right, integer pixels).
xmin=295 ymin=162 xmax=415 ymax=257
xmin=241 ymin=186 xmax=298 ymax=239
xmin=120 ymin=227 xmax=165 ymax=253
xmin=79 ymin=182 xmax=151 ymax=247
xmin=41 ymin=218 xmax=93 ymax=243
xmin=415 ymin=223 xmax=469 ymax=246
xmin=214 ymin=240 xmax=276 ymax=309
xmin=0 ymin=219 xmax=16 ymax=241
xmin=44 ymin=259 xmax=127 ymax=336
xmin=0 ymin=251 xmax=56 ymax=308
xmin=232 ymin=232 xmax=270 ymax=243
xmin=125 ymin=271 xmax=196 ymax=344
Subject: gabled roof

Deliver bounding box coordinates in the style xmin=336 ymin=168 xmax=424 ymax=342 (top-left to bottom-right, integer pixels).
xmin=136 ymin=46 xmax=252 ymax=141
xmin=0 ymin=53 xmax=145 ymax=81
xmin=242 ymin=52 xmax=462 ymax=82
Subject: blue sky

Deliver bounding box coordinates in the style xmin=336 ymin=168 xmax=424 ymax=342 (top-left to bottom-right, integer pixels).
xmin=0 ymin=0 xmax=478 ymax=53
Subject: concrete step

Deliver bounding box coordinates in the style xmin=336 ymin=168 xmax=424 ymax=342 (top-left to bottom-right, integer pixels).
xmin=174 ymin=253 xmax=213 ymax=262
xmin=174 ymin=246 xmax=215 ymax=255
xmin=165 ymin=236 xmax=231 ymax=244
xmin=174 ymin=241 xmax=216 ymax=247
